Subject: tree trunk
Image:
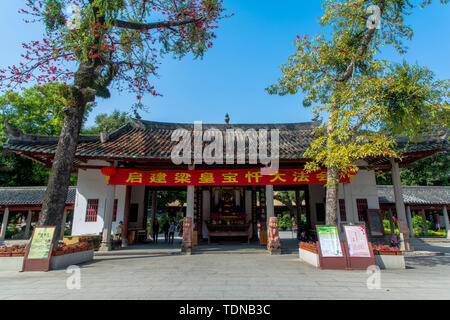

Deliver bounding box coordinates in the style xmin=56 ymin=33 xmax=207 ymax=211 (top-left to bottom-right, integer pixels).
xmin=325 ymin=103 xmax=339 ymax=226
xmin=325 ymin=166 xmax=339 ymax=226
xmin=38 ymin=63 xmax=96 ymax=246
xmin=38 ymin=103 xmax=86 ymax=245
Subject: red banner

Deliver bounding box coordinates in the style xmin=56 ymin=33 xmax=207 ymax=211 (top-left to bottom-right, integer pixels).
xmin=105 ymin=168 xmax=353 ymax=186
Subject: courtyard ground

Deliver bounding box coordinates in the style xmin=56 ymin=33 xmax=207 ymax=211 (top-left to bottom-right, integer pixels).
xmin=1 ymin=232 xmax=449 ymax=300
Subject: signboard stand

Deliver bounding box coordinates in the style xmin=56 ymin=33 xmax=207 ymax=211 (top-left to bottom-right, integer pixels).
xmin=343 ymin=224 xmax=375 ymax=270
xmin=22 ymin=226 xmax=56 ymax=272
xmin=367 ymin=209 xmax=385 ymax=238
xmin=316 ymin=225 xmax=349 ymax=270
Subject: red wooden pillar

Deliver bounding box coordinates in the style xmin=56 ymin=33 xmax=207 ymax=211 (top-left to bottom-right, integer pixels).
xmin=122 ymin=186 xmax=132 ymax=247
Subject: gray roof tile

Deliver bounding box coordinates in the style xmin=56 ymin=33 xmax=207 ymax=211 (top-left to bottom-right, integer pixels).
xmin=0 ymin=186 xmax=76 ymax=206
xmin=378 ymin=185 xmax=450 ymax=205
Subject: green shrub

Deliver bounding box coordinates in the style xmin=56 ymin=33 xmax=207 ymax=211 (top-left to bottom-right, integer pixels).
xmin=277 ymin=213 xmax=293 ymax=229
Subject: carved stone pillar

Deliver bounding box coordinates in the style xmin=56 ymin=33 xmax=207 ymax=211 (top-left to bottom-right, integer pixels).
xmin=268 ymin=217 xmax=281 ymax=255
xmin=181 ymin=217 xmax=193 ymax=254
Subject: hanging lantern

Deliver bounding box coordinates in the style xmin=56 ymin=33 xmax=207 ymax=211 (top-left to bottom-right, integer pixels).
xmin=101 ymin=167 xmax=117 ymax=182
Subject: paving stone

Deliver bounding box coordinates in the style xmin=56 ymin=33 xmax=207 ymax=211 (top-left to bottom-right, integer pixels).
xmin=1 ymin=250 xmax=450 ymax=299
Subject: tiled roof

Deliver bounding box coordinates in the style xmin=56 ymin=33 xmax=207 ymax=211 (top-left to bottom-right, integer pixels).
xmin=4 ymin=120 xmax=319 ymax=161
xmin=377 ymin=185 xmax=450 ymax=205
xmin=3 ymin=120 xmax=448 ymax=163
xmin=0 ymin=186 xmax=76 ymax=206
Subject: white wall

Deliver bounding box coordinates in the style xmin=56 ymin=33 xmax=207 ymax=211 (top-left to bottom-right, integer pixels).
xmin=307 ymin=169 xmax=380 ymax=225
xmin=338 ymin=169 xmax=380 ymax=223
xmin=72 ymin=167 xmax=126 ymax=236
xmin=308 ymin=184 xmax=326 ymax=225
xmin=128 ymin=186 xmax=146 ymax=230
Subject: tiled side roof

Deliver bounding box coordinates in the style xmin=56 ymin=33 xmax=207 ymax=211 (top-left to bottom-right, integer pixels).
xmin=3 ymin=120 xmax=448 ymax=162
xmin=0 ymin=186 xmax=76 ymax=205
xmin=377 ymin=185 xmax=450 ymax=205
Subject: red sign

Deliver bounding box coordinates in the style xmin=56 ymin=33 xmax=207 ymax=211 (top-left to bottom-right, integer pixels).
xmin=105 ymin=168 xmax=353 ymax=186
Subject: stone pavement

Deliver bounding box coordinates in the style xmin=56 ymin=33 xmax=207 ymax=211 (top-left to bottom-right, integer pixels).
xmin=1 ymin=231 xmax=449 ymax=300
xmin=1 ymin=251 xmax=450 ymax=300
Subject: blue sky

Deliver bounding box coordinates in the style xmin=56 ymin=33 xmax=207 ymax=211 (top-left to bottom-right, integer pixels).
xmin=0 ymin=1 xmax=449 ymax=127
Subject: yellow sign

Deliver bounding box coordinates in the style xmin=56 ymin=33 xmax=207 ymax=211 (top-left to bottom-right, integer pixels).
xmin=28 ymin=227 xmax=56 ymax=259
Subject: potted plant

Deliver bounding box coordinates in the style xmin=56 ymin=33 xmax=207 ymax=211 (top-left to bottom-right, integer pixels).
xmin=0 ymin=246 xmax=11 ymax=257
xmin=373 ymin=245 xmax=405 ymax=269
xmin=10 ymin=244 xmax=26 ymax=257
xmin=299 ymin=241 xmax=319 ymax=268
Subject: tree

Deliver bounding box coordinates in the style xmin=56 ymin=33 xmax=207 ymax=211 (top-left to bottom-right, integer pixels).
xmin=379 ymin=61 xmax=449 ymax=140
xmin=0 ymin=83 xmax=92 ymax=186
xmin=82 ymin=109 xmax=130 ymax=134
xmin=267 ymin=0 xmax=448 ymax=225
xmin=376 ymin=152 xmax=449 ymax=186
xmin=0 ymin=0 xmax=228 ymax=244
xmin=155 ymin=191 xmax=187 ymax=210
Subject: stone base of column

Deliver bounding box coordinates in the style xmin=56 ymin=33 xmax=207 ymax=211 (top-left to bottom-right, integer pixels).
xmin=268 ymin=247 xmax=281 ymax=255
xmin=98 ymin=242 xmax=112 ymax=252
xmin=181 ymin=245 xmax=192 ymax=255
xmin=121 ymin=239 xmax=128 ymax=247
xmin=399 ymin=233 xmax=413 ymax=252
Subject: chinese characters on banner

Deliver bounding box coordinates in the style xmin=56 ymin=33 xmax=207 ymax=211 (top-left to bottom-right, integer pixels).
xmin=106 ymin=168 xmax=353 ymax=186
xmin=344 ymin=225 xmax=371 ymax=258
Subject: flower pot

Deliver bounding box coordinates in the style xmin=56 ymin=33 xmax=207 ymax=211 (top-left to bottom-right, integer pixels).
xmin=11 ymin=252 xmax=25 ymax=257
xmin=378 ymin=251 xmax=397 ymax=255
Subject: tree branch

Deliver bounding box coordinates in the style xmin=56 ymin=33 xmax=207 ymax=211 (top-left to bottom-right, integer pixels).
xmin=338 ymin=1 xmax=386 ymax=82
xmin=113 ymin=18 xmax=202 ymax=31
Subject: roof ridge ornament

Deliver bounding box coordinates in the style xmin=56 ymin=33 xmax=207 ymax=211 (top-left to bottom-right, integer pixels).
xmin=225 ymin=113 xmax=230 ymax=124
xmin=3 ymin=117 xmax=24 ymax=138
xmin=100 ymin=126 xmax=109 ymax=143
xmin=129 ymin=118 xmax=146 ymax=130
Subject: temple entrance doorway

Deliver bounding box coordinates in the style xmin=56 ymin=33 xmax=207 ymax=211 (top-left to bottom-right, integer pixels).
xmin=146 ymin=187 xmax=186 ymax=246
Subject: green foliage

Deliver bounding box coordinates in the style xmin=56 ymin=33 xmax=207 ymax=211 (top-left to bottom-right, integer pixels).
xmin=153 ymin=191 xmax=187 ymax=210
xmin=377 ymin=152 xmax=449 ymax=186
xmin=158 ymin=214 xmax=170 ymax=227
xmin=267 ymin=0 xmax=448 ymax=225
xmin=379 ymin=61 xmax=449 ymax=139
xmin=82 ymin=109 xmax=130 ymax=134
xmin=29 ymin=0 xmax=227 ymax=104
xmin=277 ymin=213 xmax=293 ymax=229
xmin=412 ymin=215 xmax=433 ymax=230
xmin=0 ymin=83 xmax=88 ymax=186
